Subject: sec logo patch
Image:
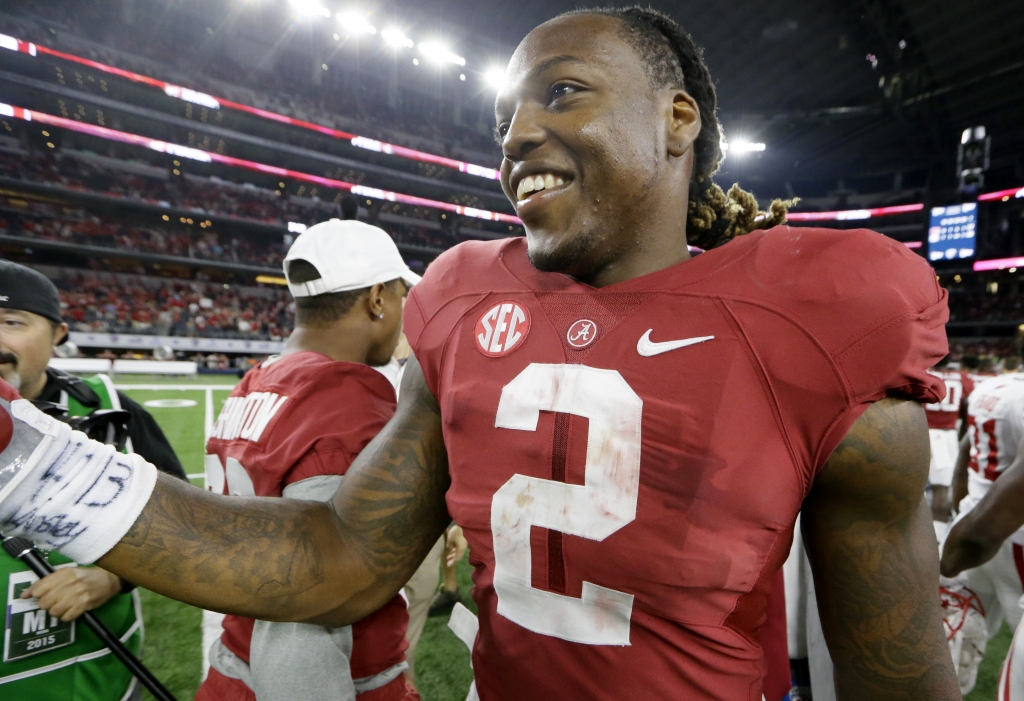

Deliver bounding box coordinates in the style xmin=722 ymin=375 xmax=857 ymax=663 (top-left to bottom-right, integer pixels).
xmin=566 ymin=319 xmax=598 ymax=348
xmin=476 ymin=301 xmax=531 ymax=357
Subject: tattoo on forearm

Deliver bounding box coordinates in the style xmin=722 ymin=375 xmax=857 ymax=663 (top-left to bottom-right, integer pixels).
xmin=115 ymin=480 xmax=328 ymax=601
xmin=332 ymin=387 xmax=451 ymax=588
xmin=804 ymin=399 xmax=961 ymax=701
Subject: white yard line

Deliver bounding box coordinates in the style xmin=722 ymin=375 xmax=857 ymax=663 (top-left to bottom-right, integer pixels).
xmin=204 ymin=387 xmax=215 ymax=444
xmin=186 ymin=473 xmax=206 ymax=480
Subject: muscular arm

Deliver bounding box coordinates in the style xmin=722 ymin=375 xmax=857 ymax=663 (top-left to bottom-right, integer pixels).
xmin=802 ymin=399 xmax=961 ymax=701
xmin=97 ymin=356 xmax=451 ymax=626
xmin=941 ymin=434 xmax=1024 ymax=577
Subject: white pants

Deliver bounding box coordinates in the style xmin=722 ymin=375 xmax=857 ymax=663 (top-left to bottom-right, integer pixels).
xmin=999 ymin=601 xmax=1024 ymax=701
xmin=957 ymin=495 xmax=1024 ymax=637
xmin=784 ymin=515 xmax=836 ymax=701
xmin=929 ymin=428 xmax=959 ymax=487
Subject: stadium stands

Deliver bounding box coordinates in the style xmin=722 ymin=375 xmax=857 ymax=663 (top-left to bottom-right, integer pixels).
xmin=54 ymin=267 xmax=293 ymax=341
xmin=0 ymin=1 xmax=1022 ymax=366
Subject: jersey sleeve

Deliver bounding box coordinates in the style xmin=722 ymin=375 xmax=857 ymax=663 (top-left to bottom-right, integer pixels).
xmin=824 ymin=231 xmax=948 ymax=406
xmin=725 ymin=227 xmax=949 ymax=477
xmin=782 ymin=228 xmax=948 ymax=466
xmin=404 ymin=240 xmax=499 ymax=398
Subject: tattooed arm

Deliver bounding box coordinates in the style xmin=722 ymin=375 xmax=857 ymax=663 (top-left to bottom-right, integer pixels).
xmin=96 ymin=356 xmax=451 ymax=626
xmin=941 ymin=435 xmax=1024 ymax=577
xmin=802 ymin=398 xmax=961 ymax=701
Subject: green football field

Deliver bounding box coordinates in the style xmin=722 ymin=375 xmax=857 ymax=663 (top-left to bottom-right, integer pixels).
xmin=118 ymin=376 xmax=474 ymax=701
xmin=119 ymin=374 xmax=1010 ymax=701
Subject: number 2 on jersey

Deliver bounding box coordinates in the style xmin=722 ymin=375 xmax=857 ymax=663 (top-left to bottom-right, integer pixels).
xmin=491 ymin=363 xmax=642 ymax=646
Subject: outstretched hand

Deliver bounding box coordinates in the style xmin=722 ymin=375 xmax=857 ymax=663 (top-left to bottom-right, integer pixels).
xmin=23 ymin=566 xmax=122 ymax=622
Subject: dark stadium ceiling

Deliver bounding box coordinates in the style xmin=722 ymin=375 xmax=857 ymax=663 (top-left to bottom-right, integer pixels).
xmin=9 ymin=0 xmax=1024 ymax=200
xmin=425 ymin=0 xmax=1024 ymax=195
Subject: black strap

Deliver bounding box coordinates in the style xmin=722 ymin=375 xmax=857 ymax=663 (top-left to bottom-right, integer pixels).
xmin=46 ymin=367 xmax=101 ymax=408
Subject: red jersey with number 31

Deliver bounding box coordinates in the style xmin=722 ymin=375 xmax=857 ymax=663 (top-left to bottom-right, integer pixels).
xmin=404 ymin=227 xmax=947 ymax=701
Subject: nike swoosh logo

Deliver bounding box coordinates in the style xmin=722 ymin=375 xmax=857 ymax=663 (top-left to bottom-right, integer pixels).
xmin=637 ymin=330 xmax=715 ymax=357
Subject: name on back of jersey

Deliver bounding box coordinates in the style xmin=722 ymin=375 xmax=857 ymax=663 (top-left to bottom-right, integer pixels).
xmin=212 ymin=392 xmax=288 ymax=442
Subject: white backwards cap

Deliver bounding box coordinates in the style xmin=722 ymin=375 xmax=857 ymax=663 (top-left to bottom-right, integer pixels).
xmin=283 ymin=219 xmax=421 ymax=297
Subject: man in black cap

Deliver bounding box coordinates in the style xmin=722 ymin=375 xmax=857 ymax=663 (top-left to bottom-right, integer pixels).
xmin=0 ymin=259 xmax=185 ymax=700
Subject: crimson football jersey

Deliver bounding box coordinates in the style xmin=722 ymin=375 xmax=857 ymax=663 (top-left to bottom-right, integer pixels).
xmin=925 ymin=369 xmax=974 ymax=430
xmin=404 ymin=227 xmax=947 ymax=700
xmin=205 ymin=350 xmax=409 ymax=679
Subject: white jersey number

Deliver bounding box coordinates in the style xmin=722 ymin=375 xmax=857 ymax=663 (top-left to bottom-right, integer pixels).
xmin=927 ymin=378 xmax=963 ymax=412
xmin=490 ymin=364 xmax=642 ymax=646
xmin=204 ymin=453 xmax=256 ymax=496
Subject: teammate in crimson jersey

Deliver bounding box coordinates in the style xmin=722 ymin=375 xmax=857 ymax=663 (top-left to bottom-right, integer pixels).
xmin=926 ymin=356 xmax=975 ymax=527
xmin=193 ymin=220 xmax=421 ymax=701
xmin=0 ymin=7 xmax=962 ymax=700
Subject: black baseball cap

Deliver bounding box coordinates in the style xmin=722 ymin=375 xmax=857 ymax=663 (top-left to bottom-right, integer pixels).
xmin=0 ymin=260 xmax=64 ymax=325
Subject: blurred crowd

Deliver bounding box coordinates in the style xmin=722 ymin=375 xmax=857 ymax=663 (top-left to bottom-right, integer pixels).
xmin=947 ymin=288 xmax=1024 ymax=324
xmin=9 ymin=212 xmax=286 ymax=268
xmin=50 ymin=269 xmax=294 ymax=341
xmin=947 ymin=338 xmax=1019 ymax=364
xmin=0 ymin=148 xmax=345 ymax=227
xmin=0 ymin=150 xmax=462 ymax=260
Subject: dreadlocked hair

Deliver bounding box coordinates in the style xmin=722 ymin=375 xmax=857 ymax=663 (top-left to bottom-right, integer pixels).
xmin=560 ymin=6 xmax=797 ymax=250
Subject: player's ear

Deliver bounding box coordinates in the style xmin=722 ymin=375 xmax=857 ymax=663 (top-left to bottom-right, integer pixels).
xmin=665 ymin=89 xmax=700 ymax=158
xmin=367 ymin=283 xmax=387 ymax=319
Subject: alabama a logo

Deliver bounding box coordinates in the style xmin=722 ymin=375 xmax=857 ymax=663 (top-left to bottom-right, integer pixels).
xmin=476 ymin=301 xmax=531 ymax=357
xmin=566 ymin=319 xmax=598 ymax=348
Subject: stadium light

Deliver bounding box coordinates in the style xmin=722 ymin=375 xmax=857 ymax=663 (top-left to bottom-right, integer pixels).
xmin=288 ymin=0 xmax=331 ymax=18
xmin=978 ymin=185 xmax=1024 ymax=202
xmin=336 ymin=11 xmax=376 ymax=35
xmin=786 ymin=204 xmax=924 ymax=221
xmin=419 ymin=42 xmax=466 ymax=66
xmin=722 ymin=139 xmax=766 ymax=154
xmin=484 ymin=68 xmax=507 ymax=90
xmin=382 ymin=28 xmax=413 ymax=49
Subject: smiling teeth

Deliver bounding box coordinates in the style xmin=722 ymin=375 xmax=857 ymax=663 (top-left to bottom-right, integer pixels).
xmin=517 ymin=173 xmax=567 ymax=201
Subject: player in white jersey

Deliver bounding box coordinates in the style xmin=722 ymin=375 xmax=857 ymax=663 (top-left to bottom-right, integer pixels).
xmin=956 ymin=372 xmax=1024 ymax=636
xmin=942 ymin=429 xmax=1024 ymax=700
xmin=925 ymin=356 xmax=973 ymax=530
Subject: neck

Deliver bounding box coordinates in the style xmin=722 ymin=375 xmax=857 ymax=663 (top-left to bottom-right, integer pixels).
xmin=283 ymin=324 xmax=370 ymax=365
xmin=570 ymin=209 xmax=693 ymax=287
xmin=588 ymin=235 xmax=691 ymax=288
